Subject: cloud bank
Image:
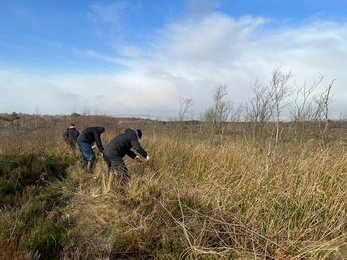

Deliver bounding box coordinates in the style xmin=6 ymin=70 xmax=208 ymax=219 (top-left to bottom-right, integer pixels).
xmin=1 ymin=2 xmax=346 ymax=119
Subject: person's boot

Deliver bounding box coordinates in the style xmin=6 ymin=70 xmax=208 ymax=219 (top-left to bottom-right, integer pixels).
xmin=87 ymin=161 xmax=94 ymax=173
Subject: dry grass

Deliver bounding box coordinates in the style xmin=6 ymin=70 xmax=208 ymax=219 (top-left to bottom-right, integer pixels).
xmin=1 ymin=114 xmax=347 ymax=259
xmin=54 ymin=135 xmax=347 ymax=259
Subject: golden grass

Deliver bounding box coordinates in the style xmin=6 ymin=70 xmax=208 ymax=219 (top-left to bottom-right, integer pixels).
xmin=1 ymin=116 xmax=347 ymax=259
xmin=47 ymin=133 xmax=347 ymax=259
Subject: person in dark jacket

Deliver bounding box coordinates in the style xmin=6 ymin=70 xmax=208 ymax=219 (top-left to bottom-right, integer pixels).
xmin=77 ymin=126 xmax=105 ymax=173
xmin=103 ymin=128 xmax=150 ymax=186
xmin=62 ymin=123 xmax=80 ymax=149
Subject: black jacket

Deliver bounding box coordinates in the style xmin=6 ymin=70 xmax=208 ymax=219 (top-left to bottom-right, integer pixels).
xmin=62 ymin=127 xmax=79 ymax=142
xmin=103 ymin=128 xmax=147 ymax=160
xmin=77 ymin=126 xmax=104 ymax=152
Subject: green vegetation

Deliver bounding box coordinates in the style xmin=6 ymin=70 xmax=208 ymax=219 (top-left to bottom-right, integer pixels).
xmin=0 ymin=153 xmax=74 ymax=259
xmin=9 ymin=112 xmax=20 ymax=122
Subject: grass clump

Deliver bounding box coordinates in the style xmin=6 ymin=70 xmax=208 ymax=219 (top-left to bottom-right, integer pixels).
xmin=0 ymin=153 xmax=76 ymax=259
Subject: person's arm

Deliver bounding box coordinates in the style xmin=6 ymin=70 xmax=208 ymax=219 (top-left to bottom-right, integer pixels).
xmin=125 ymin=150 xmax=137 ymax=159
xmin=130 ymin=139 xmax=147 ymax=158
xmin=93 ymin=129 xmax=104 ymax=152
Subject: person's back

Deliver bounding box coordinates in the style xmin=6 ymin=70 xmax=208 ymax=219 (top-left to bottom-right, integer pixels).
xmin=104 ymin=130 xmax=134 ymax=157
xmin=78 ymin=126 xmax=104 ymax=147
xmin=104 ymin=128 xmax=146 ymax=159
xmin=77 ymin=126 xmax=105 ymax=173
xmin=103 ymin=128 xmax=149 ymax=186
xmin=63 ymin=124 xmax=79 ymax=147
xmin=66 ymin=128 xmax=79 ymax=142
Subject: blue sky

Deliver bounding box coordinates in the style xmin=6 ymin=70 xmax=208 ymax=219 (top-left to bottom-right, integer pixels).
xmin=1 ymin=0 xmax=347 ymax=118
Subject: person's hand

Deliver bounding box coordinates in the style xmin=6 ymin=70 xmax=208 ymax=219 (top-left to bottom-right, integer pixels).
xmin=91 ymin=144 xmax=96 ymax=149
xmin=135 ymin=156 xmax=141 ymax=162
xmin=146 ymin=155 xmax=150 ymax=161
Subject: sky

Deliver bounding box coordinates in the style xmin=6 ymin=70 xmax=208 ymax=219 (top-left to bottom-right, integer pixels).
xmin=1 ymin=0 xmax=347 ymax=119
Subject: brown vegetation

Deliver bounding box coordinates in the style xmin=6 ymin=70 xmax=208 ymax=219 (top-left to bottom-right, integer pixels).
xmin=1 ymin=113 xmax=347 ymax=259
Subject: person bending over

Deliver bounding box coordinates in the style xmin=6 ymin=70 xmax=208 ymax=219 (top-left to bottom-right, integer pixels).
xmin=77 ymin=126 xmax=105 ymax=173
xmin=103 ymin=128 xmax=150 ymax=186
xmin=62 ymin=123 xmax=80 ymax=150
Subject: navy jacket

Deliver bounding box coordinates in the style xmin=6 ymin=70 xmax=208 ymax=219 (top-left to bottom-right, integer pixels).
xmin=103 ymin=128 xmax=147 ymax=160
xmin=77 ymin=126 xmax=104 ymax=152
xmin=62 ymin=127 xmax=79 ymax=142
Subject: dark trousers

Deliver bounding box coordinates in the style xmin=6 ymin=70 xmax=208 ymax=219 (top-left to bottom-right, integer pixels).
xmin=78 ymin=142 xmax=96 ymax=163
xmin=103 ymin=153 xmax=129 ymax=185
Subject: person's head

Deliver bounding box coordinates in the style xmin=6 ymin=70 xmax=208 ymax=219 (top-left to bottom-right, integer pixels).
xmin=136 ymin=129 xmax=142 ymax=139
xmin=69 ymin=123 xmax=75 ymax=128
xmin=98 ymin=126 xmax=105 ymax=133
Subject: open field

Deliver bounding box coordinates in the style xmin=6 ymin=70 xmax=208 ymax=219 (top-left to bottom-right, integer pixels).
xmin=1 ymin=113 xmax=347 ymax=259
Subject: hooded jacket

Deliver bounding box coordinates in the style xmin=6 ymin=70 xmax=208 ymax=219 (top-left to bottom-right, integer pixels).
xmin=103 ymin=128 xmax=147 ymax=161
xmin=77 ymin=126 xmax=105 ymax=152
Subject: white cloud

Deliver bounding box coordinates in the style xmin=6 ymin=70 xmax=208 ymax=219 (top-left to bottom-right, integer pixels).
xmin=1 ymin=9 xmax=347 ymax=118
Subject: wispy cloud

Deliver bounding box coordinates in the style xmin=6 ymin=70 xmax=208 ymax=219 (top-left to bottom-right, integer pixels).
xmin=88 ymin=1 xmax=130 ymax=27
